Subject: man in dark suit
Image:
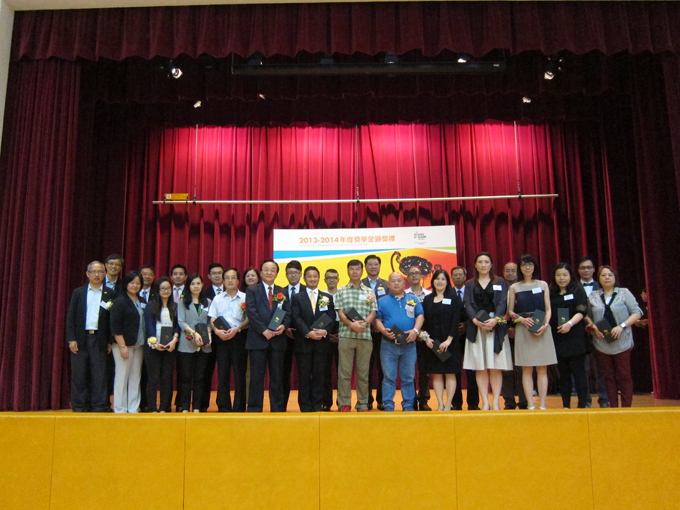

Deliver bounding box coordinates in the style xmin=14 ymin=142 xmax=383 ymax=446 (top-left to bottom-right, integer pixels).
xmin=138 ymin=265 xmax=155 ymax=412
xmin=291 ymin=266 xmax=336 ymax=412
xmin=362 ymin=254 xmax=389 ymax=410
xmin=200 ymin=262 xmax=226 ymax=411
xmin=66 ymin=261 xmax=116 ymax=412
xmin=451 ymin=266 xmax=481 ymax=411
xmin=282 ymin=260 xmax=305 ymax=409
xmin=104 ymin=254 xmax=124 ymax=298
xmin=578 ymin=257 xmax=609 ymax=408
xmin=246 ymin=259 xmax=292 ymax=412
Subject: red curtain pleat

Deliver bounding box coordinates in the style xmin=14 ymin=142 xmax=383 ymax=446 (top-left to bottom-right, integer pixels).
xmin=0 ymin=59 xmax=81 ymax=411
xmin=11 ymin=2 xmax=680 ymax=62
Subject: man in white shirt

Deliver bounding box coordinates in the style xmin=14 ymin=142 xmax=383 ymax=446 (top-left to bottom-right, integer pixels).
xmin=66 ymin=261 xmax=115 ymax=412
xmin=209 ymin=267 xmax=249 ymax=412
xmin=405 ymin=267 xmax=432 ymax=411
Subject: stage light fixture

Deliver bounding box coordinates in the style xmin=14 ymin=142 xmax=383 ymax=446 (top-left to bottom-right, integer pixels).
xmin=171 ymin=66 xmax=183 ymax=79
xmin=193 ymin=101 xmax=202 ymax=108
xmin=522 ymin=96 xmax=532 ymax=103
xmin=258 ymin=94 xmax=266 ymax=100
xmin=457 ymin=53 xmax=471 ymax=63
xmin=544 ymin=55 xmax=563 ymax=80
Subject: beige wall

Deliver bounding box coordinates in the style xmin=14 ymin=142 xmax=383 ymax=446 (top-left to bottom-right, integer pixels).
xmin=0 ymin=0 xmax=14 ymax=156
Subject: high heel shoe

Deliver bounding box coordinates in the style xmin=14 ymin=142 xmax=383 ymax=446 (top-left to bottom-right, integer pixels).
xmin=539 ymin=406 xmax=547 ymax=410
xmin=527 ymin=405 xmax=535 ymax=410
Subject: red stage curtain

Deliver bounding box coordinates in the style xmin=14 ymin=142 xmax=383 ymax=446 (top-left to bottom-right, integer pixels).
xmin=98 ymin=122 xmax=603 ymax=282
xmin=12 ymin=2 xmax=680 ymax=61
xmin=630 ymin=54 xmax=680 ymax=399
xmin=0 ymin=59 xmax=83 ymax=411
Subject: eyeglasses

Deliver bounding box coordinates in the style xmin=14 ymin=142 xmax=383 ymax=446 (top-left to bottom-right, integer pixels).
xmin=224 ymin=276 xmax=239 ymax=280
xmin=159 ymin=286 xmax=172 ymax=292
xmin=325 ymin=276 xmax=339 ymax=280
xmin=106 ymin=262 xmax=122 ymax=267
xmin=408 ymin=272 xmax=421 ymax=277
xmin=88 ymin=270 xmax=105 ymax=274
xmin=579 ymin=266 xmax=594 ymax=270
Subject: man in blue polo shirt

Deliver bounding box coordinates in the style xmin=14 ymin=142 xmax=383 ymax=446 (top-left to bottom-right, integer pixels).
xmin=374 ymin=272 xmax=424 ymax=412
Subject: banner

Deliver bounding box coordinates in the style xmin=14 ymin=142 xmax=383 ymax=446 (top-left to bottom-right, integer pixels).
xmin=273 ymin=226 xmax=457 ymax=289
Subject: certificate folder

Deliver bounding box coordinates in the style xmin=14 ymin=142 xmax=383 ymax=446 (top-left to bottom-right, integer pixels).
xmin=268 ymin=308 xmax=286 ymax=330
xmin=310 ymin=313 xmax=333 ymax=331
xmin=527 ymin=310 xmax=546 ymax=333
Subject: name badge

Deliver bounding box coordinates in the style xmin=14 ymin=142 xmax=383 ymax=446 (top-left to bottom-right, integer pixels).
xmin=442 ymin=298 xmax=452 ymax=305
xmin=377 ymin=288 xmax=386 ymax=296
xmin=493 ymin=285 xmax=502 ymax=291
xmin=532 ymin=287 xmax=543 ymax=294
xmin=319 ymin=305 xmax=329 ymax=312
xmin=140 ymin=303 xmax=147 ymax=309
xmin=100 ymin=301 xmax=110 ymax=310
xmin=359 ymin=294 xmax=367 ymax=302
xmin=563 ymin=294 xmax=574 ymax=301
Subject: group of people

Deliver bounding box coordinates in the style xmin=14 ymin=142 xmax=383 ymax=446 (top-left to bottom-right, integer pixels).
xmin=65 ymin=251 xmax=644 ymax=413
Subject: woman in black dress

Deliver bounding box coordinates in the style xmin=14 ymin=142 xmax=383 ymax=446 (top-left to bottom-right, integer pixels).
xmin=421 ymin=269 xmax=462 ymax=411
xmin=549 ymin=263 xmax=589 ymax=408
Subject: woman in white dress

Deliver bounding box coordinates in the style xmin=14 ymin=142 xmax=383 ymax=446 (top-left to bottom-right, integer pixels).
xmin=462 ymin=252 xmax=513 ymax=410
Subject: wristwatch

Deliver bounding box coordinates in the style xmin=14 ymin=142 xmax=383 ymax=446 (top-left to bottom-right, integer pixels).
xmin=620 ymin=322 xmax=628 ymax=329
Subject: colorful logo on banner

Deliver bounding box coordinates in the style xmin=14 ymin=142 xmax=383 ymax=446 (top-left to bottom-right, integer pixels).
xmin=273 ymin=226 xmax=457 ymax=290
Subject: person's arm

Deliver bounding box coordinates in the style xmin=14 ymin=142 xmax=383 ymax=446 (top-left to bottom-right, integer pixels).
xmin=374 ymin=318 xmax=395 ymax=340
xmin=406 ymin=314 xmax=424 ymax=343
xmin=245 ymin=287 xmax=268 ymax=336
xmin=66 ymin=289 xmax=80 ymax=354
xmin=610 ymin=288 xmax=643 ymax=339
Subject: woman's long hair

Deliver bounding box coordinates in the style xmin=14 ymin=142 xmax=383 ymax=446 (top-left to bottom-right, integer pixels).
xmin=149 ymin=276 xmax=176 ymax=322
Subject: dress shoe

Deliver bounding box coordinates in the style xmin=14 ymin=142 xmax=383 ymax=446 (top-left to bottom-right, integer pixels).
xmin=176 ymin=406 xmax=183 ymax=413
xmin=340 ymin=405 xmax=351 ymax=412
xmin=451 ymin=406 xmax=462 ymax=411
xmin=358 ymin=409 xmax=369 ymax=412
xmin=600 ymin=402 xmax=611 ymax=408
xmin=419 ymin=402 xmax=432 ymax=411
xmin=321 ymin=405 xmax=331 ymax=412
xmin=377 ymin=403 xmax=385 ymax=411
xmin=468 ymin=405 xmax=481 ymax=411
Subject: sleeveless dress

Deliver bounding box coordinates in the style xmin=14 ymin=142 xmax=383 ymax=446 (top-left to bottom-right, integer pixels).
xmin=512 ymin=280 xmax=557 ymax=366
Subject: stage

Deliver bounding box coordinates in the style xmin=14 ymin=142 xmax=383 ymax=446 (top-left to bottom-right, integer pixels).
xmin=1 ymin=392 xmax=679 ymax=510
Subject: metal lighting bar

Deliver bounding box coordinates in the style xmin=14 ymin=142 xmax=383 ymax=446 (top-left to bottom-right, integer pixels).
xmin=231 ymin=61 xmax=507 ymax=76
xmin=153 ymin=194 xmax=557 ymax=205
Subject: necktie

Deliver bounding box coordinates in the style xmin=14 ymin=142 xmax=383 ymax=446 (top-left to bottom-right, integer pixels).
xmin=583 ymin=282 xmax=594 ymax=287
xmin=290 ymin=286 xmax=296 ymax=297
xmin=310 ymin=290 xmax=317 ymax=310
xmin=268 ymin=286 xmax=273 ymax=308
xmin=216 ymin=287 xmax=222 ymax=295
xmin=457 ymin=289 xmax=463 ymax=300
xmin=142 ymin=289 xmax=148 ymax=301
xmin=174 ymin=288 xmax=180 ymax=303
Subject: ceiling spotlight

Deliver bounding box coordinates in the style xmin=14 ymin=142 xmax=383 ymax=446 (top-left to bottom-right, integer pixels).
xmin=258 ymin=94 xmax=266 ymax=100
xmin=170 ymin=66 xmax=183 ymax=79
xmin=522 ymin=96 xmax=532 ymax=103
xmin=457 ymin=53 xmax=471 ymax=63
xmin=320 ymin=54 xmax=335 ymax=65
xmin=544 ymin=55 xmax=563 ymax=80
xmin=193 ymin=101 xmax=202 ymax=108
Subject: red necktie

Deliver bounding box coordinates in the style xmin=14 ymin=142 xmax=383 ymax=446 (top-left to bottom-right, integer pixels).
xmin=268 ymin=286 xmax=273 ymax=309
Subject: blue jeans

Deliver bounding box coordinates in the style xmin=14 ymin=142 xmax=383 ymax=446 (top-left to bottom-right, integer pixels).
xmin=380 ymin=340 xmax=417 ymax=411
